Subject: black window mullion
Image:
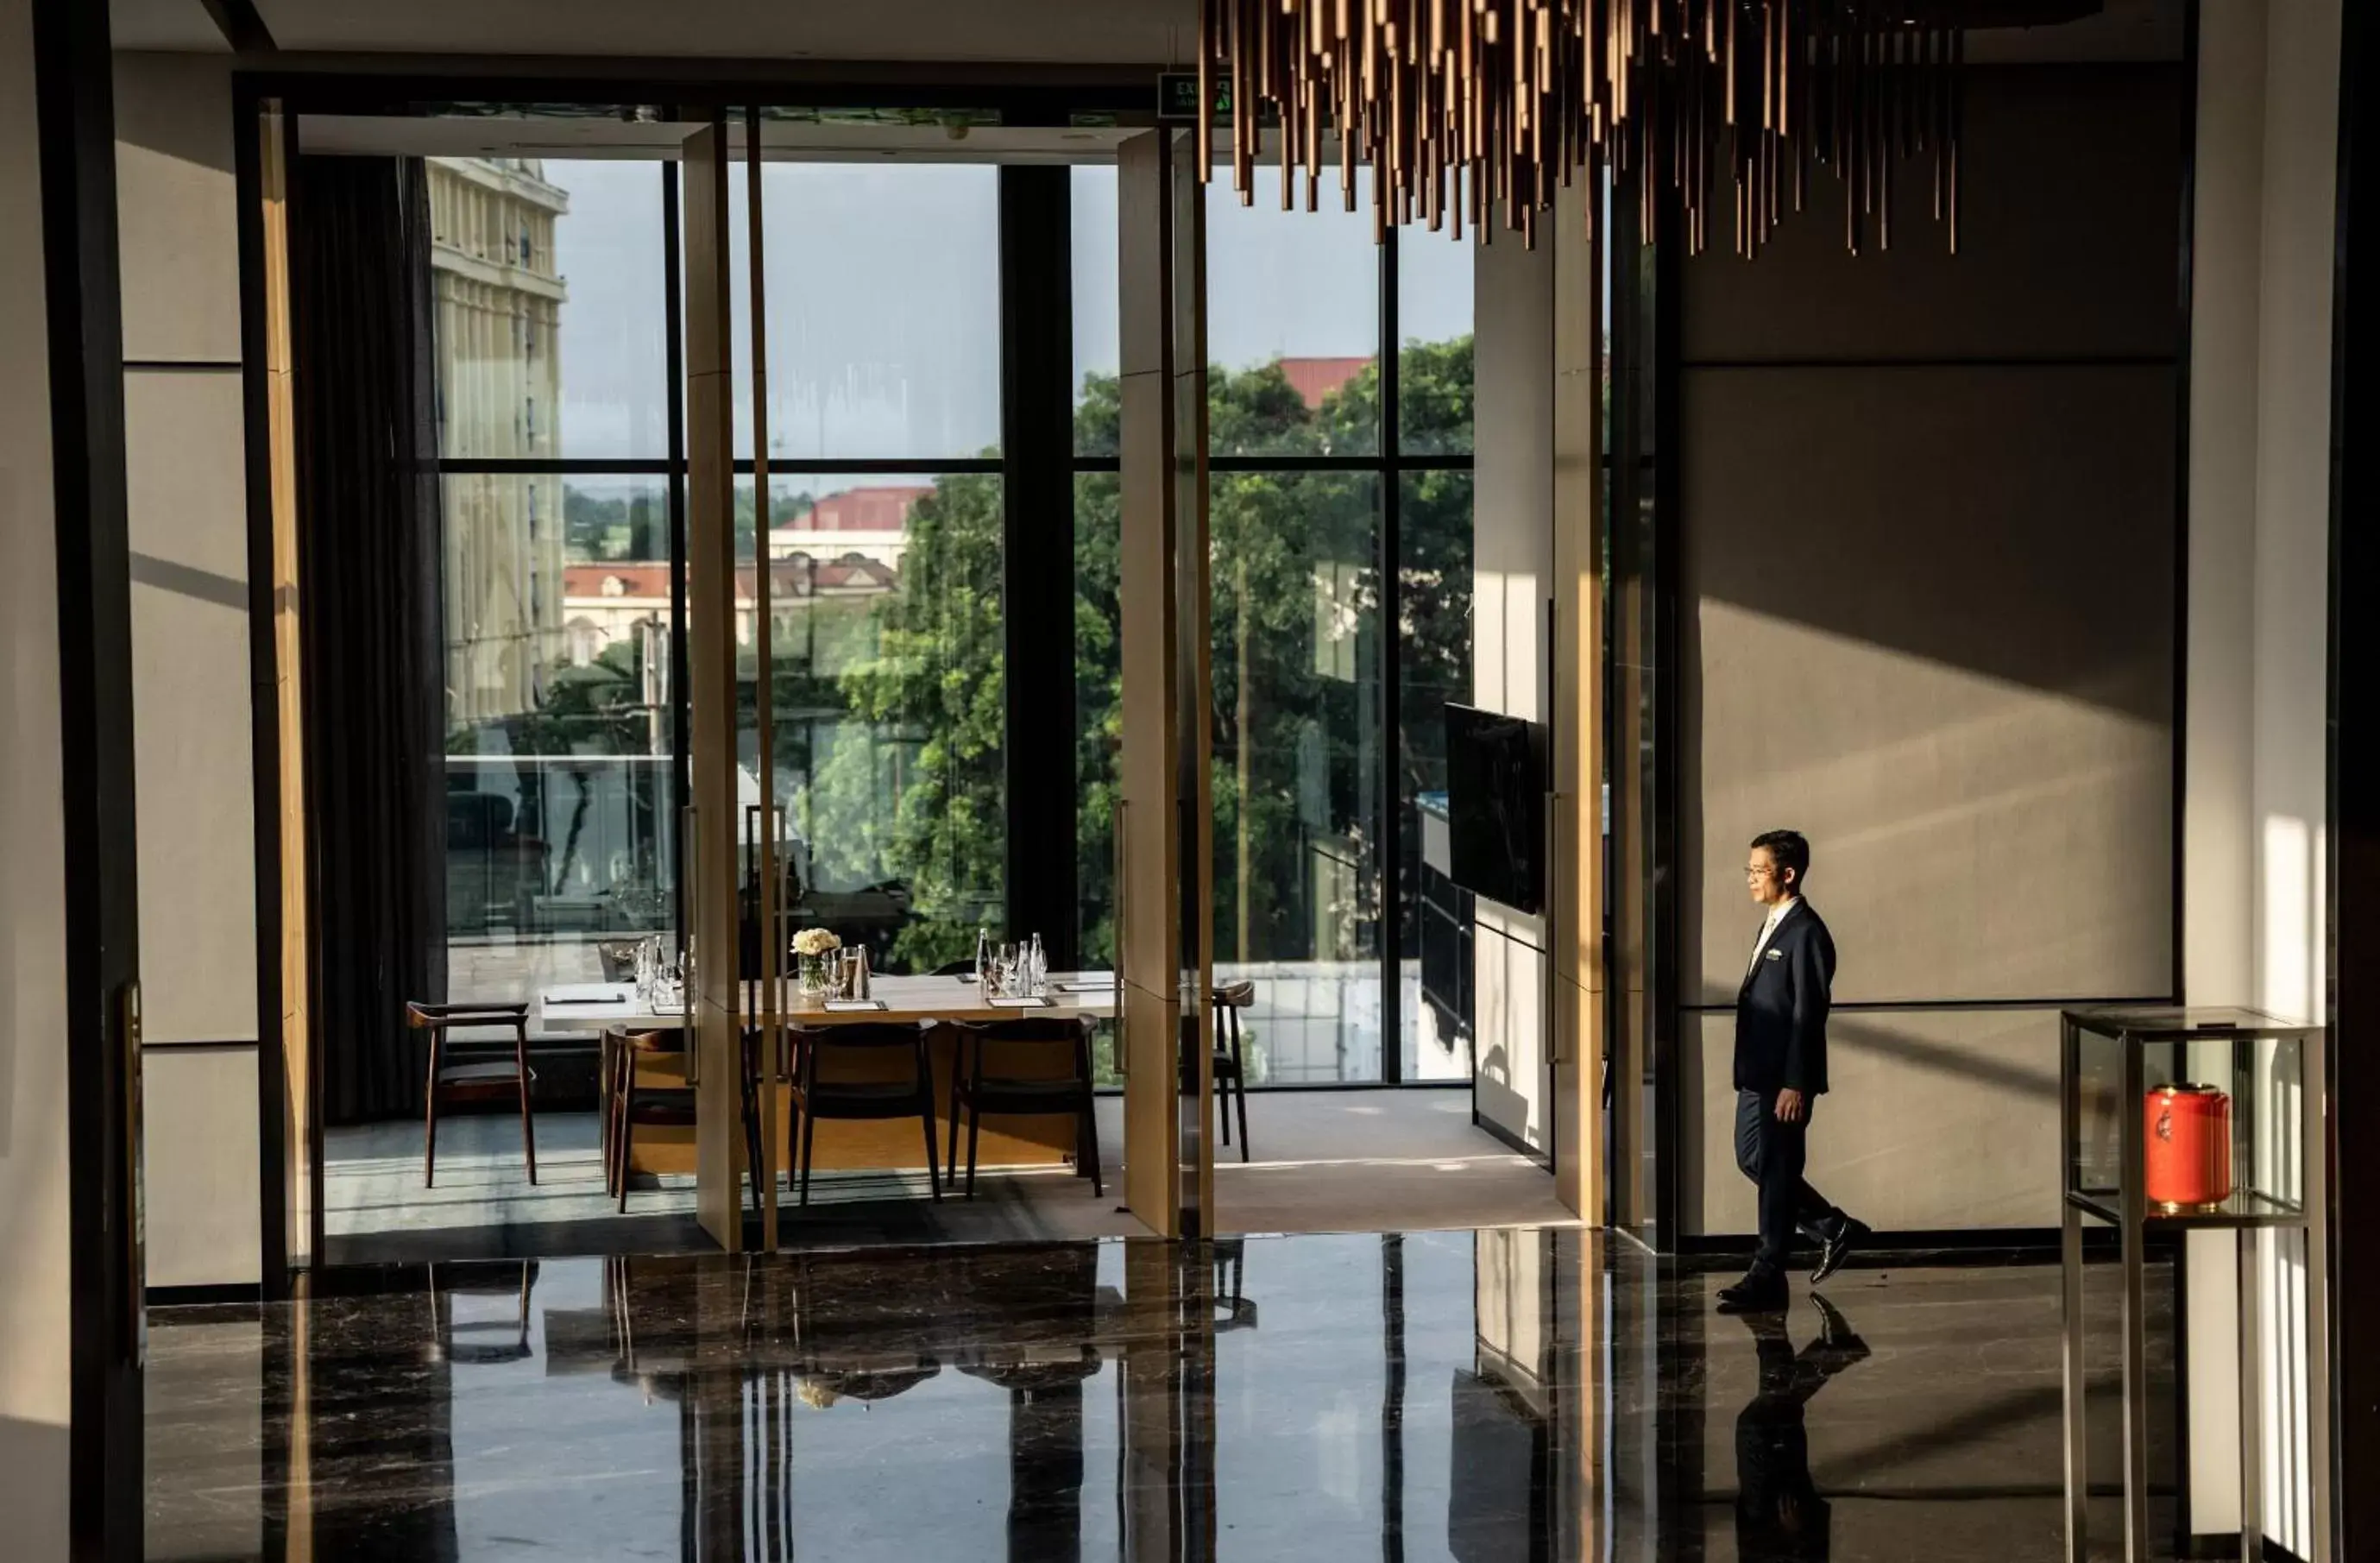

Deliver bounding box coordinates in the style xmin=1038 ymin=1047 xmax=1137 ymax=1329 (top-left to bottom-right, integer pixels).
xmin=998 ymin=166 xmax=1080 ymax=967
xmin=1379 ymin=225 xmax=1403 ymax=1083
xmin=663 ymin=155 xmax=691 ymax=960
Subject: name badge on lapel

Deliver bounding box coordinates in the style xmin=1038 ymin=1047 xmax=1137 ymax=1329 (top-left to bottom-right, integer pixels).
xmin=1764 ymin=948 xmax=1784 ymax=961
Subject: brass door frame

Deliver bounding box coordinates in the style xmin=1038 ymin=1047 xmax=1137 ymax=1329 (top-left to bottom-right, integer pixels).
xmin=1117 ymin=129 xmax=1214 ymax=1238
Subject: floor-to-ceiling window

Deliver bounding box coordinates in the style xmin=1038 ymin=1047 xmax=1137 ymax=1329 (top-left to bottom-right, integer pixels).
xmin=729 ymin=161 xmax=1005 ymax=974
xmin=422 ymin=139 xmax=1476 ymax=1050
xmin=432 ymin=155 xmax=680 ymax=1005
xmin=1071 ymin=167 xmax=1476 ymax=1086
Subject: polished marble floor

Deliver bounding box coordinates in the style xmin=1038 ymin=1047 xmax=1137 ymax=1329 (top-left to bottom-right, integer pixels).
xmin=322 ymin=1090 xmax=1570 ymax=1264
xmin=146 ymin=1231 xmax=2175 ymax=1561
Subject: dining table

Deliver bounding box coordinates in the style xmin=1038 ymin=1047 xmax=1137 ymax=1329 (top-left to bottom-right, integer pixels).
xmin=536 ymin=971 xmax=1121 ymax=1185
xmin=534 ymin=970 xmax=1119 ymax=1033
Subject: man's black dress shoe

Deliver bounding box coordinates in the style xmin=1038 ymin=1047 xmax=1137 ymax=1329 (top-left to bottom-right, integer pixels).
xmin=1810 ymin=1215 xmax=1871 ymax=1285
xmin=1716 ymin=1269 xmax=1789 ymax=1313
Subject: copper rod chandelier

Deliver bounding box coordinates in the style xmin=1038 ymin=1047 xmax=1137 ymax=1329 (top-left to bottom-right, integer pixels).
xmin=1196 ymin=0 xmax=1968 ymax=255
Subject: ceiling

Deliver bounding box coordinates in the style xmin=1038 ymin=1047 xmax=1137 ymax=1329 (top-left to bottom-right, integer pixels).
xmin=112 ymin=0 xmax=1200 ymax=63
xmin=110 ymin=0 xmax=227 ymax=52
xmin=110 ymin=0 xmax=2178 ymax=64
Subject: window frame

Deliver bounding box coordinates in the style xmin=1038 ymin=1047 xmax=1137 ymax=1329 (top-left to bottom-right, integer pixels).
xmin=425 ymin=139 xmax=1475 ymax=1085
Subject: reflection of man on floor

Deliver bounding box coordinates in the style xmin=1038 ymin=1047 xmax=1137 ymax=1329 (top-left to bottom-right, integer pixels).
xmin=1733 ymin=1293 xmax=1869 ymax=1562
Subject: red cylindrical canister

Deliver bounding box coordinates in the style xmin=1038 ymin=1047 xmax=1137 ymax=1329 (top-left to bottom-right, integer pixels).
xmin=2144 ymin=1085 xmax=2233 ymax=1210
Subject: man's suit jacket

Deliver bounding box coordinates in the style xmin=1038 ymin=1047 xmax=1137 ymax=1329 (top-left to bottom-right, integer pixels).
xmin=1733 ymin=900 xmax=1836 ymax=1096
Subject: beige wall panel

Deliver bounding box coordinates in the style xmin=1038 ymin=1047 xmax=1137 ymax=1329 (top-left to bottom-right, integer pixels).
xmin=0 ymin=0 xmax=71 ymax=1542
xmin=1680 ymin=364 xmax=2175 ymax=1006
xmin=143 ymin=1046 xmax=262 ymax=1287
xmin=1682 ymin=67 xmax=2183 ymax=365
xmin=113 ymin=53 xmax=240 ymax=364
xmin=1471 ymin=211 xmax=1551 ymax=724
xmin=1470 ymin=218 xmax=1554 ymax=1159
xmin=1472 ymin=919 xmax=1547 ymax=1153
xmin=1117 ymin=133 xmax=1167 ymax=379
xmin=126 ymin=369 xmax=257 ymax=1043
xmin=1684 ymin=1006 xmax=2064 ymax=1234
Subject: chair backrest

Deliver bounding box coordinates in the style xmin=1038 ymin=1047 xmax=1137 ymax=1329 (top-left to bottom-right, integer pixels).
xmin=406 ymin=1000 xmax=529 ymax=1030
xmin=1212 ymin=981 xmax=1256 ymax=1008
xmin=789 ymin=1021 xmax=924 ymax=1051
xmin=955 ymin=1018 xmax=1087 ymax=1047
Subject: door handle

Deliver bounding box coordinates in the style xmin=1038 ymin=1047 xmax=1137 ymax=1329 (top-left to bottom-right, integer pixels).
xmin=1544 ymin=791 xmax=1565 ymax=1064
xmin=1113 ymin=797 xmax=1128 ymax=1080
xmin=681 ymin=804 xmax=699 ymax=1087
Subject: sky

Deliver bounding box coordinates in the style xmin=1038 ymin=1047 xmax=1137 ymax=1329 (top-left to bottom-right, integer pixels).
xmin=538 ymin=155 xmax=1475 ymax=476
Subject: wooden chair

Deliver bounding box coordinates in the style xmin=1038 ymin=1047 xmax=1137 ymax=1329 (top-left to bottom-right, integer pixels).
xmin=787 ymin=1022 xmax=941 ymax=1207
xmin=408 ymin=1001 xmax=536 ymax=1188
xmin=946 ymin=1018 xmax=1104 ymax=1200
xmin=607 ymin=1027 xmax=695 ymax=1213
xmin=1199 ymin=981 xmax=1254 ymax=1163
xmin=601 ymin=1024 xmax=767 ymax=1214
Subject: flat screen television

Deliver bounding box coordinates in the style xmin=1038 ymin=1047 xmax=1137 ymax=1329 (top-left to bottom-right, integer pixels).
xmin=1444 ymin=703 xmax=1546 ymax=914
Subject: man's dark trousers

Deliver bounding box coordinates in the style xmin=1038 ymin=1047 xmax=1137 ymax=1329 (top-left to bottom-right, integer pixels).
xmin=1735 ymin=1088 xmax=1841 ymax=1272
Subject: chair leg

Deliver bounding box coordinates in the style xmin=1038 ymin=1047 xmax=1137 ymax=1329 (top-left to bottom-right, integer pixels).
xmin=966 ymin=1098 xmax=983 ymax=1200
xmin=755 ymin=1096 xmax=776 ymax=1216
xmin=520 ymin=1075 xmax=538 ymax=1187
xmin=423 ymin=1026 xmax=443 ymax=1188
xmin=945 ymin=1037 xmax=964 ymax=1186
xmin=1081 ymin=1088 xmax=1105 ymax=1200
xmin=1213 ymin=1007 xmax=1229 ymax=1149
xmin=798 ymin=1100 xmax=815 ymax=1207
xmin=616 ymin=1080 xmax=635 ymax=1214
xmin=608 ymin=1081 xmax=626 ymax=1202
xmin=920 ymin=1102 xmax=942 ymax=1203
xmin=1231 ymin=1011 xmax=1250 ymax=1163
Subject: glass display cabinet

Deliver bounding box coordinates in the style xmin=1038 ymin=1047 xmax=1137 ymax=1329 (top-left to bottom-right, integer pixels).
xmin=2059 ymin=1005 xmax=2329 ymax=1563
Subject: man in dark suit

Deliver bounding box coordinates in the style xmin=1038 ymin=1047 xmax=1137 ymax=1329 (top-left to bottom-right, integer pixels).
xmin=1718 ymin=829 xmax=1869 ymax=1313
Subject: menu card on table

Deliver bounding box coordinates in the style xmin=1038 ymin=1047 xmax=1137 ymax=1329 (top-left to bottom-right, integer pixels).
xmin=987 ymin=995 xmax=1055 ymax=1008
xmin=823 ymin=999 xmax=887 ymax=1012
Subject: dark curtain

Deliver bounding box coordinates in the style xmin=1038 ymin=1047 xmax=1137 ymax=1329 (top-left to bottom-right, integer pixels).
xmin=293 ymin=155 xmax=449 ymax=1125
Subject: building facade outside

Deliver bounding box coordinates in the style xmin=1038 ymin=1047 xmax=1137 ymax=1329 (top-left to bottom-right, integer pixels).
xmin=431 ymin=155 xmax=569 ymax=732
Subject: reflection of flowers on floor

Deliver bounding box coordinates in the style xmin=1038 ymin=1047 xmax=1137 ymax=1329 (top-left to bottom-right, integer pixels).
xmin=797 ymin=1380 xmax=840 ymax=1409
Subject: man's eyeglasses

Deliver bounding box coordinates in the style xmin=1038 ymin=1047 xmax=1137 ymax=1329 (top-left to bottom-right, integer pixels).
xmin=1745 ymin=866 xmax=1777 ymax=879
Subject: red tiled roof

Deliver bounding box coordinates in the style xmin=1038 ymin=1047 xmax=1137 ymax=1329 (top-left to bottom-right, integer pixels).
xmin=563 ymin=564 xmax=671 ymax=600
xmin=1277 ymin=355 xmax=1373 ymax=410
xmin=776 ymin=484 xmax=931 ymax=534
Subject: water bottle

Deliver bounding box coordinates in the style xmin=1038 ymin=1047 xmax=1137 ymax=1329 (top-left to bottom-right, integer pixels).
xmin=975 ymin=927 xmax=991 ymax=987
xmin=1029 ymin=933 xmax=1046 ymax=996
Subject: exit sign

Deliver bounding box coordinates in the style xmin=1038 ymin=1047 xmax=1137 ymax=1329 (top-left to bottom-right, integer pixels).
xmin=1158 ymin=72 xmax=1231 ymax=123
